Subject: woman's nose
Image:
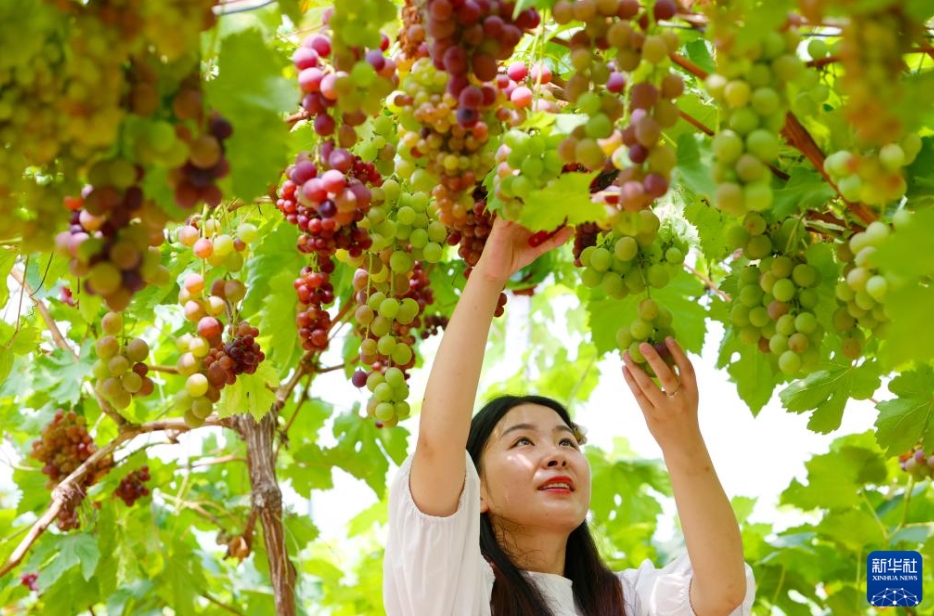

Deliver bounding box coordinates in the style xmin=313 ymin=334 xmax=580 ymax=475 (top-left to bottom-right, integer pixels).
xmin=546 ymin=453 xmax=568 ymax=467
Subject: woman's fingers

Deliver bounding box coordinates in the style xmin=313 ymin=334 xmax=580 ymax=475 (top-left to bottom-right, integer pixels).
xmin=665 ymin=337 xmax=697 ymax=396
xmin=621 ymin=363 xmax=654 ymax=411
xmin=638 ymin=341 xmax=681 ymax=396
xmin=622 ymin=351 xmax=663 ymax=406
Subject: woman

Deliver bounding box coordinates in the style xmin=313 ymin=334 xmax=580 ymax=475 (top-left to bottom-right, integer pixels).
xmin=383 ymin=217 xmax=755 ymax=615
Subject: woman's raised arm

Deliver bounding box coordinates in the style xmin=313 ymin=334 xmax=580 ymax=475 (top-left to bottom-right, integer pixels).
xmin=622 ymin=339 xmax=748 ymax=616
xmin=409 ymin=218 xmax=572 ymax=517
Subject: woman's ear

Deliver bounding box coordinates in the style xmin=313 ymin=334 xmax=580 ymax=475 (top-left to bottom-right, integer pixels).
xmin=479 ymin=480 xmax=490 ymax=514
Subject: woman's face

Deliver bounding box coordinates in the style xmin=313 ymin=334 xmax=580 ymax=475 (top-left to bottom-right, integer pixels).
xmin=478 ymin=404 xmax=591 ymax=535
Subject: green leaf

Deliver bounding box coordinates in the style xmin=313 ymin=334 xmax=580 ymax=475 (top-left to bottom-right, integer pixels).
xmin=33 ymin=346 xmax=93 ymax=406
xmin=277 ymin=0 xmax=304 ymax=24
xmin=682 ymin=197 xmax=730 ymax=261
xmin=39 ymin=533 xmax=98 ymax=587
xmin=518 ymin=171 xmax=606 ymax=231
xmin=875 ymin=366 xmax=934 ymax=455
xmin=779 ymin=359 xmax=881 ymax=434
xmin=878 ymin=284 xmax=934 ymax=370
xmin=674 ymin=133 xmax=716 ymax=202
xmin=781 ymin=454 xmax=861 ymax=511
xmin=218 ymin=360 xmax=280 ymax=421
xmin=904 ymin=137 xmax=934 ymax=199
xmin=284 ymin=513 xmax=319 ymax=551
xmin=587 ymin=270 xmax=707 ymax=357
xmin=243 ymin=220 xmax=303 ymax=320
xmin=717 ymin=330 xmax=778 ymax=416
xmin=771 ymin=168 xmax=835 ymax=219
xmin=683 ymin=39 xmax=715 ymax=76
xmin=205 ymin=28 xmax=295 ymax=202
xmin=329 ymin=412 xmax=409 ymax=498
xmin=0 ymin=248 xmax=14 ymax=308
xmin=346 ymin=500 xmax=388 ymax=538
xmin=873 ymin=206 xmax=934 ymax=280
xmin=817 ymin=509 xmax=886 ymax=552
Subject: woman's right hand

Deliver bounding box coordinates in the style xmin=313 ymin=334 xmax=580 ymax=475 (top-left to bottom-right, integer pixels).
xmin=473 ymin=216 xmax=574 ymax=285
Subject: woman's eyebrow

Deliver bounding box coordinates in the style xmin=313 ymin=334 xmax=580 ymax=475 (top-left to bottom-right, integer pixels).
xmin=499 ymin=422 xmax=575 ymax=441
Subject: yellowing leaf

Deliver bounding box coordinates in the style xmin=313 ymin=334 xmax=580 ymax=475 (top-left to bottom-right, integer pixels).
xmin=218 ymin=361 xmax=280 ymax=421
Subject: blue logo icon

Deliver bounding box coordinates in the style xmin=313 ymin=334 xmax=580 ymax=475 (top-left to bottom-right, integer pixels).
xmin=867 ymin=550 xmax=922 ymax=607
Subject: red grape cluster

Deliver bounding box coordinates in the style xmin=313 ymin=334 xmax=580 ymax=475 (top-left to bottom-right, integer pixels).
xmin=55 ymin=160 xmax=170 ymax=312
xmin=115 ymin=466 xmax=151 ymax=507
xmin=419 ymin=314 xmax=450 ymax=339
xmin=295 ymin=21 xmax=398 ymax=147
xmin=573 ymin=222 xmax=601 ymax=266
xmin=423 ymin=0 xmax=539 ymax=104
xmin=295 ymin=257 xmax=337 ymax=352
xmin=277 ymin=146 xmax=380 ymax=258
xmin=204 ymin=321 xmax=266 ymax=388
xmin=30 ymin=410 xmax=109 ymax=489
xmin=169 ymin=109 xmax=233 ymax=210
xmin=399 ymin=0 xmax=431 ymax=60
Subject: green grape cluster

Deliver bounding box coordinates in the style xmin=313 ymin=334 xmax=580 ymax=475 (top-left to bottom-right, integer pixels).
xmin=362 ymin=367 xmax=412 ymax=427
xmin=615 ymin=297 xmax=676 ymax=368
xmin=831 ymin=221 xmax=893 ymax=358
xmin=365 ymin=180 xmax=448 ymax=266
xmin=727 ymin=213 xmax=823 ymax=376
xmin=705 ymin=18 xmax=804 ymax=216
xmin=493 ymin=129 xmax=565 ymax=216
xmin=824 ymin=134 xmax=922 ymax=207
xmin=329 ymin=0 xmax=398 ymax=53
xmin=578 ymin=210 xmax=686 ymax=300
xmin=92 ymin=312 xmax=155 ymax=410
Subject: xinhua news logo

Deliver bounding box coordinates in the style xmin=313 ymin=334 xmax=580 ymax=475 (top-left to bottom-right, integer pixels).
xmin=867 ymin=550 xmax=922 ymax=607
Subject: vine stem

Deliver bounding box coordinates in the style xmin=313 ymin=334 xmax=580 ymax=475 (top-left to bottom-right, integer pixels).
xmin=8 ymin=266 xmax=128 ymax=427
xmin=684 ymin=263 xmax=730 ymax=302
xmin=201 ymin=592 xmax=248 ymax=616
xmin=0 ymin=416 xmax=233 ymax=579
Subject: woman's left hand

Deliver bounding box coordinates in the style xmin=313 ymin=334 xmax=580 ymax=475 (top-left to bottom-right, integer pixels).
xmin=621 ymin=337 xmax=703 ymax=455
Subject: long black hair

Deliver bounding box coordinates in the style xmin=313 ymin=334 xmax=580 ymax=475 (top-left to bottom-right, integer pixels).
xmin=466 ymin=394 xmax=626 ymax=616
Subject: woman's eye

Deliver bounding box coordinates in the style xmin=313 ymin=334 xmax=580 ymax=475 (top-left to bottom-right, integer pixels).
xmin=560 ymin=438 xmax=579 ymax=448
xmin=514 ymin=437 xmax=533 ymax=446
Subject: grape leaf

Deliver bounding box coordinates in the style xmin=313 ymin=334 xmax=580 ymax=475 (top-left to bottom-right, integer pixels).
xmin=674 ymin=133 xmax=716 ymax=202
xmin=204 ymin=28 xmax=294 ymax=202
xmin=284 ymin=512 xmax=319 ymax=550
xmin=586 ymin=270 xmax=707 ymax=357
xmin=39 ymin=533 xmax=98 ymax=587
xmin=0 ymin=248 xmax=14 ymax=308
xmin=684 ymin=39 xmax=715 ymax=76
xmin=256 ymin=269 xmax=299 ymax=371
xmin=819 ymin=509 xmax=887 ymax=552
xmin=905 ymin=137 xmax=934 ymax=199
xmin=779 ymin=358 xmax=880 ymax=433
xmin=287 ymin=443 xmax=335 ymax=496
xmin=218 ymin=361 xmax=280 ymax=421
xmin=243 ymin=220 xmax=303 ymax=326
xmin=771 ymin=168 xmax=835 ymax=219
xmin=717 ymin=330 xmax=778 ymax=416
xmin=878 ymin=284 xmax=934 ymax=370
xmin=875 ymin=365 xmax=934 ymax=455
xmin=347 ymin=501 xmax=388 ymax=538
xmin=873 ymin=205 xmax=934 ymax=279
xmin=780 ymin=449 xmax=870 ymax=511
xmin=277 ymin=0 xmax=304 ymax=24
xmin=519 ymin=171 xmax=605 ymax=231
xmin=682 ymin=197 xmax=730 ymax=262
xmin=33 ymin=347 xmax=93 ymax=406
xmin=330 ymin=411 xmax=409 ymax=498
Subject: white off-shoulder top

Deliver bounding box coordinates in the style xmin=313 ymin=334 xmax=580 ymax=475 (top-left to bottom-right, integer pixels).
xmin=384 ymin=452 xmax=756 ymax=616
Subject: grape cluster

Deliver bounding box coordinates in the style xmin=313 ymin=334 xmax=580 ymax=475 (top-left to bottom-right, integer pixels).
xmin=295 ymin=21 xmax=398 ymax=147
xmin=578 ymin=210 xmax=686 ymax=300
xmin=205 ymin=321 xmax=266 ymax=387
xmin=445 ymin=195 xmax=508 ymax=317
xmin=115 ymin=466 xmax=151 ymax=507
xmin=823 ymin=134 xmax=922 ymax=208
xmin=392 ymin=57 xmax=499 ymax=225
xmin=277 ymin=146 xmax=380 ymax=258
xmin=177 ymin=218 xmax=257 ymax=273
xmin=496 ymin=61 xmax=559 ymax=118
xmin=577 ymin=210 xmax=685 ymax=368
xmin=705 ymin=18 xmax=804 ymax=216
xmin=833 ymin=6 xmax=926 ymax=146
xmin=573 ymin=222 xmax=601 ymax=266
xmin=55 ymin=159 xmax=170 ymax=311
xmin=365 ymin=181 xmax=448 ymax=265
xmin=399 ymin=0 xmax=430 ymax=61
xmin=831 ymin=221 xmax=893 ymax=358
xmin=358 ymin=366 xmax=412 ymax=428
xmin=493 ymin=129 xmax=566 ymax=217
xmin=423 ymin=0 xmax=539 ymax=101
xmin=295 ymin=257 xmax=337 ymax=352
xmin=139 ymin=0 xmax=217 ymax=62
xmin=169 ymin=110 xmax=233 ymax=210
xmin=726 ymin=214 xmax=823 ymax=375
xmin=30 ymin=410 xmax=110 ymax=489
xmin=899 ymin=446 xmax=934 ymax=481
xmin=92 ymin=312 xmax=155 ymax=410
xmin=325 ymin=1 xmax=397 ymax=60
